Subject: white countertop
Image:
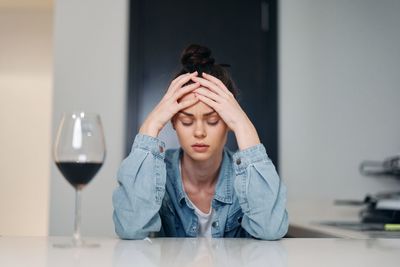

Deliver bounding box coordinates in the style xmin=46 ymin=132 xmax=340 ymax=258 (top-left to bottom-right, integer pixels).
xmin=287 ymin=200 xmax=400 ymax=238
xmin=1 ymin=236 xmax=399 ymax=267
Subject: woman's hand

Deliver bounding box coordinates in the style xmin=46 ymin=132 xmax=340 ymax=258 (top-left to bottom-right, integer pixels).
xmin=139 ymin=72 xmax=200 ymax=137
xmin=192 ymin=73 xmax=260 ymax=150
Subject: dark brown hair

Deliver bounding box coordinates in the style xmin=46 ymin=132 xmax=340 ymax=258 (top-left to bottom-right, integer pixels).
xmin=175 ymin=44 xmax=238 ymax=98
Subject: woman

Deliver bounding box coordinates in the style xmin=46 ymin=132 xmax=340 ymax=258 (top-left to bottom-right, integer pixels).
xmin=112 ymin=44 xmax=288 ymax=239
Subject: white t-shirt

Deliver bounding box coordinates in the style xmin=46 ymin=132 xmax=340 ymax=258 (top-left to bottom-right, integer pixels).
xmin=179 ymin=161 xmax=213 ymax=237
xmin=188 ymin=198 xmax=213 ymax=237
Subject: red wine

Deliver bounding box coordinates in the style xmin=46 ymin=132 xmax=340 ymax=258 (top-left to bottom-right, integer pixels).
xmin=56 ymin=162 xmax=102 ymax=188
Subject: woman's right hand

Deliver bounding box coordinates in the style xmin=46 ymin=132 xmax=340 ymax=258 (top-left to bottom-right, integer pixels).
xmin=139 ymin=72 xmax=200 ymax=137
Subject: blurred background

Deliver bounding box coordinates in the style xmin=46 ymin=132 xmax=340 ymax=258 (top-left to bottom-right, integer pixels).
xmin=0 ymin=0 xmax=399 ymax=237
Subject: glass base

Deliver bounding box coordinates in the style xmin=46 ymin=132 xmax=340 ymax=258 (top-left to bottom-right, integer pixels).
xmin=52 ymin=239 xmax=100 ymax=248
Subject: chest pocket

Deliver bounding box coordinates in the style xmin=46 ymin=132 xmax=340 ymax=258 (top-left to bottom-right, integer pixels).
xmin=225 ymin=208 xmax=243 ymax=232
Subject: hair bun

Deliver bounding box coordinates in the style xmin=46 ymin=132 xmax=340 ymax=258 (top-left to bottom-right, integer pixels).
xmin=181 ymin=44 xmax=215 ymax=72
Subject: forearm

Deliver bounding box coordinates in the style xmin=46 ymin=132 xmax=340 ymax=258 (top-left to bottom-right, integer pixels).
xmin=233 ymin=144 xmax=289 ymax=240
xmin=233 ymin=118 xmax=261 ymax=150
xmin=139 ymin=116 xmax=162 ymax=138
xmin=112 ymin=134 xmax=167 ymax=239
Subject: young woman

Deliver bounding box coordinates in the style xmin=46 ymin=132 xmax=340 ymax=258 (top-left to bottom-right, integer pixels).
xmin=112 ymin=44 xmax=288 ymax=240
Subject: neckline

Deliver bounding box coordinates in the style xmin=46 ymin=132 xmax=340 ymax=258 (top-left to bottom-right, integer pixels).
xmin=179 ymin=160 xmax=213 ymax=214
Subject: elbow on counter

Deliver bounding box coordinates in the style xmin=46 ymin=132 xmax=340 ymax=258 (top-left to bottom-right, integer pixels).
xmin=113 ymin=211 xmax=149 ymax=240
xmin=115 ymin=228 xmax=148 ymax=240
xmin=254 ymin=224 xmax=288 ymax=241
xmin=250 ymin=212 xmax=289 ymax=240
xmin=264 ymin=212 xmax=289 ymax=240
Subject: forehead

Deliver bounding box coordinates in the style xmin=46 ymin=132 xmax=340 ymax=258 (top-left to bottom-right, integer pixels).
xmin=179 ymin=92 xmax=215 ymax=116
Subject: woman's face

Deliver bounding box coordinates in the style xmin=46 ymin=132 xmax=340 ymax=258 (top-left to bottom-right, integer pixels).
xmin=173 ymin=91 xmax=228 ymax=162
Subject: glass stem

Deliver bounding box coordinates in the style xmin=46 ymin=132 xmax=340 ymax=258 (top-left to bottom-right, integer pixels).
xmin=73 ymin=188 xmax=82 ymax=245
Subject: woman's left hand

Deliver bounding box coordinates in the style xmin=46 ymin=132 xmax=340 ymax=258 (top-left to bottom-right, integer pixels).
xmin=191 ymin=73 xmax=261 ymax=150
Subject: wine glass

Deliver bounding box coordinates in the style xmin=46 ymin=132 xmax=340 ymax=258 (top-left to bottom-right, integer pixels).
xmin=53 ymin=111 xmax=106 ymax=247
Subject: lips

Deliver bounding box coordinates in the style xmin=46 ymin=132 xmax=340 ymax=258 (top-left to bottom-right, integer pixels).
xmin=191 ymin=143 xmax=209 ymax=147
xmin=191 ymin=143 xmax=209 ymax=153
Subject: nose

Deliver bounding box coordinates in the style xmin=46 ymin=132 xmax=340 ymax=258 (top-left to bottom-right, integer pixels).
xmin=193 ymin=121 xmax=206 ymax=138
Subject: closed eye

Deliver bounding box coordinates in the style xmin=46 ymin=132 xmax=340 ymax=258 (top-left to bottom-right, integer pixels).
xmin=207 ymin=120 xmax=220 ymax=126
xmin=179 ymin=118 xmax=219 ymax=126
xmin=180 ymin=120 xmax=193 ymax=126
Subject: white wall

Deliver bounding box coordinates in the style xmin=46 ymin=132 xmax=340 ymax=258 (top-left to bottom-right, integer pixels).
xmin=0 ymin=4 xmax=52 ymax=235
xmin=50 ymin=0 xmax=128 ymax=236
xmin=279 ymin=0 xmax=400 ymax=204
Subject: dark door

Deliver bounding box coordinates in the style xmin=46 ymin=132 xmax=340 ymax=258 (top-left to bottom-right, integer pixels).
xmin=127 ymin=0 xmax=279 ymax=168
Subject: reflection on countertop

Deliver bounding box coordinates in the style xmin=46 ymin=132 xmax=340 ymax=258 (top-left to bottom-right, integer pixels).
xmin=0 ymin=236 xmax=399 ymax=267
xmin=113 ymin=237 xmax=286 ymax=267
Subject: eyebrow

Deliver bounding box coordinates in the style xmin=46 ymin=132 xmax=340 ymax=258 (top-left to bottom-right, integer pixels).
xmin=178 ymin=111 xmax=217 ymax=117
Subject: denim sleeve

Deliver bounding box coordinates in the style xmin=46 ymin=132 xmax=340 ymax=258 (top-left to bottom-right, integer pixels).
xmin=112 ymin=133 xmax=167 ymax=239
xmin=232 ymin=144 xmax=289 ymax=240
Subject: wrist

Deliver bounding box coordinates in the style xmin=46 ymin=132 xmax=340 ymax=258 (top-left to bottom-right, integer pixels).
xmin=139 ymin=119 xmax=161 ymax=138
xmin=234 ymin=120 xmax=260 ymax=150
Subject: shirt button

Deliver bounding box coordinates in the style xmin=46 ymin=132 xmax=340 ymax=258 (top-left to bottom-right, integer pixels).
xmin=212 ymin=221 xmax=219 ymax=228
xmin=159 ymin=146 xmax=164 ymax=153
xmin=236 ymin=158 xmax=241 ymax=165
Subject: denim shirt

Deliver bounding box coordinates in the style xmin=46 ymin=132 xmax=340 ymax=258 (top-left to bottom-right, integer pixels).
xmin=112 ymin=133 xmax=288 ymax=240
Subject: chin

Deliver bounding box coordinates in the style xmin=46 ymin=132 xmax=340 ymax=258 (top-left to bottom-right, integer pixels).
xmin=183 ymin=149 xmax=213 ymax=162
xmin=189 ymin=153 xmax=212 ymax=162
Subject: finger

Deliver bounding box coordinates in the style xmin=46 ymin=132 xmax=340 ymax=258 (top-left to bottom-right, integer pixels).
xmin=193 ymin=87 xmax=223 ymax=103
xmin=174 ymin=71 xmax=198 ymax=87
xmin=175 ymin=95 xmax=199 ymax=111
xmin=166 ymin=71 xmax=198 ymax=97
xmin=202 ymin=72 xmax=234 ymax=97
xmin=165 ymin=73 xmax=189 ymax=96
xmin=195 ymin=93 xmax=219 ymax=110
xmin=173 ymin=82 xmax=200 ymax=100
xmin=191 ymin=76 xmax=227 ymax=98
